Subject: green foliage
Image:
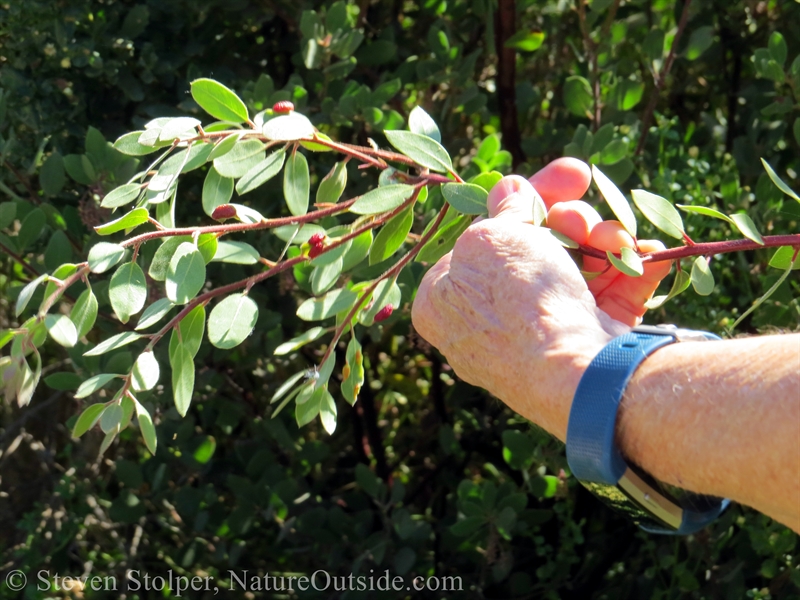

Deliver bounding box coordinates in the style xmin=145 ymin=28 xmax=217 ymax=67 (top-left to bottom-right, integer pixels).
xmin=1 ymin=1 xmax=799 ymax=599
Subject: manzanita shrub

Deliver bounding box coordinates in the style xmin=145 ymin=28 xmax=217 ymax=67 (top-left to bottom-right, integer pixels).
xmin=2 ymin=77 xmax=798 ymax=455
xmin=2 ymin=1 xmax=800 ymax=598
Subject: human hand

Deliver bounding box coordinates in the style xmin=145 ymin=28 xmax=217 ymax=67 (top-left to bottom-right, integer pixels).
xmin=411 ymin=159 xmax=671 ymax=439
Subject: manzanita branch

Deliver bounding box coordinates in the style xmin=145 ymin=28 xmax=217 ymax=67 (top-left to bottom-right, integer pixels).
xmin=145 ymin=255 xmax=307 ymax=351
xmin=318 ymin=203 xmax=451 ymax=368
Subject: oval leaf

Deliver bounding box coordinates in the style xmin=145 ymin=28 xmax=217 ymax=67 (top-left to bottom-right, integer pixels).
xmin=132 ymin=351 xmax=160 ymax=392
xmin=606 ymin=247 xmax=643 ymax=277
xmin=101 ymin=183 xmax=142 ymax=209
xmin=207 ymin=294 xmax=259 ymax=349
xmin=190 ymin=78 xmax=249 ymax=123
xmin=84 ymin=332 xmax=143 ymax=356
xmin=350 ymin=184 xmax=414 ymax=215
xmin=166 ymin=243 xmax=206 ymax=305
xmin=237 ymin=149 xmax=286 ymax=196
xmin=109 ymin=262 xmax=147 ymax=323
xmin=75 ymin=373 xmax=120 ymax=399
xmin=408 ymin=106 xmax=441 ymax=143
xmin=44 ymin=314 xmax=78 ymax=348
xmin=95 ymin=208 xmax=149 ymax=236
xmin=88 ymin=242 xmax=127 ymax=274
xmin=70 ymin=289 xmax=98 ymax=338
xmin=72 ymin=403 xmax=107 ymax=437
xmin=690 ymin=256 xmax=714 ymax=296
xmin=441 ymin=183 xmax=489 ymax=215
xmin=384 ymin=130 xmax=452 ymax=173
xmin=202 ymin=167 xmax=234 ymax=217
xmin=631 ymin=189 xmax=684 ymax=240
xmin=296 ymin=288 xmax=359 ymax=321
xmin=171 ymin=343 xmax=195 ymax=416
xmin=262 ymin=112 xmax=316 ymax=141
xmin=284 ymin=151 xmax=310 ymax=216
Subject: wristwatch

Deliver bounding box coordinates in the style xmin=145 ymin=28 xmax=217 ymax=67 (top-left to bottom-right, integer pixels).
xmin=566 ymin=325 xmax=730 ymax=534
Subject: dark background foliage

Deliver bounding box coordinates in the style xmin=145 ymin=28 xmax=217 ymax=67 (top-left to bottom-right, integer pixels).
xmin=1 ymin=0 xmax=798 ymax=598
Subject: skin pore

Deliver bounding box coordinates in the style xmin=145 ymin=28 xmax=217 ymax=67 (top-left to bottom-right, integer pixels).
xmin=411 ymin=161 xmax=800 ymax=533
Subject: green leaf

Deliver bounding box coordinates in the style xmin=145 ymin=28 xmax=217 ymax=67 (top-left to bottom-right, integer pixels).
xmin=169 ymin=304 xmax=206 ymax=360
xmin=690 ymin=256 xmax=714 ymax=296
xmin=88 ymin=242 xmax=127 ymax=273
xmin=101 ymin=183 xmax=142 ymax=209
xmin=768 ymin=246 xmax=800 ymax=271
xmin=760 ymin=159 xmax=800 ymax=203
xmin=408 ymin=106 xmax=441 ymax=143
xmin=284 ymin=151 xmax=310 ymax=216
xmin=75 ymin=373 xmax=120 ymax=399
xmin=311 ymin=258 xmax=343 ymax=295
xmin=686 ymin=26 xmax=714 ymax=60
xmin=227 ymin=204 xmax=264 ymax=224
xmin=645 ymin=268 xmax=691 ymax=309
xmin=190 ymin=78 xmax=249 ymax=123
xmin=0 ymin=202 xmax=16 ymax=229
xmin=102 ymin=403 xmax=124 ymax=435
xmin=729 ymin=213 xmax=764 ymax=245
xmin=631 ymin=189 xmax=684 ymax=239
xmin=132 ymin=351 xmax=160 ymax=392
xmin=297 ymin=288 xmax=359 ymax=321
xmin=503 ymin=30 xmax=545 ymax=52
xmin=110 ymin=262 xmax=147 ymax=323
xmin=15 ymin=274 xmax=46 ymax=316
xmin=70 ymin=289 xmax=98 ymax=338
xmin=211 ymin=241 xmax=260 ymax=265
xmin=193 ymin=436 xmax=216 ymax=464
xmin=44 ymin=314 xmax=78 ymax=347
xmin=732 ymin=253 xmax=798 ymax=331
xmin=441 ymin=183 xmax=488 ymax=215
xmin=236 ymin=148 xmax=286 ymax=195
xmin=274 ymin=327 xmax=326 ymax=356
xmin=450 ymin=517 xmax=485 ymax=537
xmin=262 ymin=112 xmax=316 ymax=141
xmin=296 ymin=386 xmax=324 ymax=427
xmin=149 ymin=237 xmax=183 ymax=281
xmin=319 ymin=389 xmax=337 ymax=434
xmin=369 ymin=206 xmax=414 ymax=265
xmin=341 ymin=335 xmax=364 ymax=405
xmin=384 ymin=130 xmax=452 ymax=173
xmin=84 ymin=332 xmax=143 ymax=356
xmin=72 ymin=403 xmax=107 ymax=437
xmin=316 ymin=161 xmax=348 ymax=204
xmin=40 ymin=152 xmax=66 ymax=196
xmin=274 ymin=223 xmax=325 ymax=243
xmin=469 ymin=171 xmax=503 ymax=193
xmin=133 ymin=398 xmax=157 ymax=455
xmin=135 ymin=298 xmax=173 ymax=330
xmin=271 ymin=371 xmax=308 ymax=404
xmin=202 ymin=167 xmax=234 ymax=217
xmin=563 ymin=76 xmax=593 ymax=117
xmin=342 ymin=229 xmax=373 ymax=271
xmin=158 ymin=117 xmax=201 ymax=141
xmin=592 ymin=165 xmax=637 ymax=237
xmin=212 ymin=139 xmax=266 ymax=178
xmin=63 ymin=154 xmax=96 ymax=185
xmin=95 ymin=208 xmax=149 ymax=236
xmin=171 ymin=344 xmax=195 ymax=416
xmin=207 ymin=133 xmax=241 ymax=161
xmin=196 ymin=233 xmax=218 ymax=263
xmin=17 ymin=208 xmax=45 ymax=250
xmin=166 ymin=243 xmax=206 ymax=305
xmin=113 ymin=131 xmax=160 ymax=156
xmin=606 ymin=248 xmax=643 ymax=277
xmin=768 ymin=32 xmax=787 ymax=66
xmin=416 ymin=214 xmax=471 ymax=263
xmin=350 ymin=184 xmax=414 ymax=215
xmin=207 ymin=294 xmax=259 ymax=349
xmin=44 ymin=372 xmax=82 ymax=390
xmin=676 ymin=204 xmax=734 ymax=224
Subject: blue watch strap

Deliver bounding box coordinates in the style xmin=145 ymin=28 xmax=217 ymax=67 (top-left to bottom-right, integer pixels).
xmin=566 ymin=326 xmax=729 ymax=534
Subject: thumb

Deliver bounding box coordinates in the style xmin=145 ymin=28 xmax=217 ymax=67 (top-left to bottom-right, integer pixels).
xmin=486 ymin=175 xmax=540 ymax=221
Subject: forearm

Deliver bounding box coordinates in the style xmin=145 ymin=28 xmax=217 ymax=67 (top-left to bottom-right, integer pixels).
xmin=616 ymin=334 xmax=800 ymax=532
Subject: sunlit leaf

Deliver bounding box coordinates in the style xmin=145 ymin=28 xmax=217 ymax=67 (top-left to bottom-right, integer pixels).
xmin=284 ymin=151 xmax=310 ymax=216
xmin=350 ymin=184 xmax=414 ymax=215
xmin=631 ymin=189 xmax=684 ymax=239
xmin=384 ymin=130 xmax=452 ymax=173
xmin=606 ymin=248 xmax=643 ymax=277
xmin=690 ymin=256 xmax=714 ymax=296
xmin=207 ymin=294 xmax=259 ymax=349
xmin=408 ymin=106 xmax=441 ymax=143
xmin=190 ymin=78 xmax=249 ymax=123
xmin=593 ymin=165 xmax=637 ymax=237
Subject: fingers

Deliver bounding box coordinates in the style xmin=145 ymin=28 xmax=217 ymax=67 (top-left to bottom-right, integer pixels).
xmin=486 ymin=175 xmax=540 ymax=221
xmin=528 ymin=157 xmax=592 ymax=210
xmin=546 ymin=200 xmax=602 ymax=246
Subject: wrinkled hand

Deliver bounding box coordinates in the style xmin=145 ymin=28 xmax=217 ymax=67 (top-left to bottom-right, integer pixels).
xmin=411 ymin=158 xmax=671 ymax=440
